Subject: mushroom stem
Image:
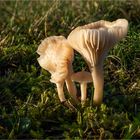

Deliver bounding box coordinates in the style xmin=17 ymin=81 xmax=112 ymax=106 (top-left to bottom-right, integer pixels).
xmin=65 ymin=77 xmax=78 ymax=102
xmin=91 ymin=65 xmax=104 ymax=105
xmin=81 ymin=82 xmax=87 ymax=103
xmin=56 ymin=82 xmax=66 ymax=102
xmin=57 ymin=82 xmax=77 ymax=111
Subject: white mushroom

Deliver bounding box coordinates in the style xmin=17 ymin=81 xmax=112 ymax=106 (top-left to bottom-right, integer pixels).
xmin=37 ymin=36 xmax=77 ymax=109
xmin=68 ymin=19 xmax=128 ymax=105
xmin=71 ymin=71 xmax=92 ymax=104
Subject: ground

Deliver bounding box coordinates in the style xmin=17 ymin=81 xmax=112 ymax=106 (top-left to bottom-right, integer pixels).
xmin=0 ymin=0 xmax=140 ymax=139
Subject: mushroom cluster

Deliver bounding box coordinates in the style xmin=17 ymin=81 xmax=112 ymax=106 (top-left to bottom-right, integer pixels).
xmin=68 ymin=19 xmax=128 ymax=105
xmin=37 ymin=19 xmax=128 ymax=108
xmin=37 ymin=36 xmax=77 ymax=109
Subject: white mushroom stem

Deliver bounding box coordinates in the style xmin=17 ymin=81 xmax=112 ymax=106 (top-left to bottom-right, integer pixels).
xmin=71 ymin=71 xmax=92 ymax=103
xmin=56 ymin=82 xmax=65 ymax=102
xmin=80 ymin=82 xmax=87 ymax=103
xmin=65 ymin=77 xmax=78 ymax=102
xmin=91 ymin=65 xmax=104 ymax=105
xmin=56 ymin=81 xmax=77 ymax=111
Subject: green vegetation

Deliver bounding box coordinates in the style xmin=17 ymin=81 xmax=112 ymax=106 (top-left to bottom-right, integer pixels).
xmin=0 ymin=0 xmax=140 ymax=139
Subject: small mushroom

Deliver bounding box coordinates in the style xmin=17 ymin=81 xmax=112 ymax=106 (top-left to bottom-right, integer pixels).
xmin=68 ymin=19 xmax=128 ymax=105
xmin=37 ymin=36 xmax=77 ymax=109
xmin=71 ymin=71 xmax=92 ymax=104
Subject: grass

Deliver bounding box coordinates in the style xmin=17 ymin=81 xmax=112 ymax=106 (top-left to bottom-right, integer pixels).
xmin=0 ymin=0 xmax=140 ymax=139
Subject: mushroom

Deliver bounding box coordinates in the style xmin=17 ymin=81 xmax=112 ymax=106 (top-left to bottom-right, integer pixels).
xmin=37 ymin=36 xmax=77 ymax=109
xmin=71 ymin=71 xmax=92 ymax=104
xmin=68 ymin=19 xmax=128 ymax=105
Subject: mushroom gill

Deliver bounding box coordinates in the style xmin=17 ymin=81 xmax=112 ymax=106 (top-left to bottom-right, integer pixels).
xmin=68 ymin=19 xmax=128 ymax=105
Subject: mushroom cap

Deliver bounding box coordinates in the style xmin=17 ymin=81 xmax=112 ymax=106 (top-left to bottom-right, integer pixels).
xmin=37 ymin=36 xmax=74 ymax=83
xmin=71 ymin=71 xmax=92 ymax=83
xmin=67 ymin=19 xmax=128 ymax=69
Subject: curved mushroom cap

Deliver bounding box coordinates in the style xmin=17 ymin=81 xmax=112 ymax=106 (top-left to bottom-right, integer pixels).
xmin=71 ymin=71 xmax=92 ymax=83
xmin=37 ymin=36 xmax=74 ymax=83
xmin=67 ymin=19 xmax=128 ymax=68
